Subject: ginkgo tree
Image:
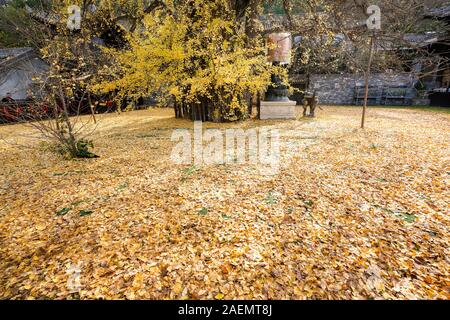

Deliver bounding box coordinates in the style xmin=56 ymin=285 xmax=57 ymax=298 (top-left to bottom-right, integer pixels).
xmin=94 ymin=0 xmax=278 ymax=122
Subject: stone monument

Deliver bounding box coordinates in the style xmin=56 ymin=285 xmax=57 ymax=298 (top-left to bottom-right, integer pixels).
xmin=260 ymin=33 xmax=296 ymax=120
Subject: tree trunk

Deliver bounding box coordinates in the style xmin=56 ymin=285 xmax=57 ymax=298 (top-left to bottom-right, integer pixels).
xmin=88 ymin=92 xmax=97 ymax=124
xmin=248 ymin=93 xmax=253 ymax=118
xmin=256 ymin=92 xmax=261 ymax=120
xmin=362 ymin=35 xmax=375 ymax=129
xmin=58 ymin=84 xmax=78 ymax=157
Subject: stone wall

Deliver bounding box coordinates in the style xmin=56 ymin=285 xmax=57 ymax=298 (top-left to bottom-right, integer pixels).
xmin=308 ymin=73 xmax=417 ymax=105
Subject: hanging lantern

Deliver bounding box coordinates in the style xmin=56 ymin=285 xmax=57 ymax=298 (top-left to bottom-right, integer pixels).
xmin=267 ymin=32 xmax=292 ymax=65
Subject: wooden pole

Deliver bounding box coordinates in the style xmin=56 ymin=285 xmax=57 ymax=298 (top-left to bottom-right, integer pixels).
xmin=361 ymin=34 xmax=375 ymax=129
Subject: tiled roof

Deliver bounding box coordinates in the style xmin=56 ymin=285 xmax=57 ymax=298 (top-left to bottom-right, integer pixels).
xmin=0 ymin=47 xmax=36 ymax=72
xmin=404 ymin=33 xmax=440 ymax=44
xmin=425 ymin=4 xmax=450 ymax=17
xmin=0 ymin=0 xmax=11 ymax=6
xmin=0 ymin=47 xmax=33 ymax=59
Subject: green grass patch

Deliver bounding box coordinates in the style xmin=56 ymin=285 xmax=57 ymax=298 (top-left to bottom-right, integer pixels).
xmin=374 ymin=205 xmax=417 ymax=223
xmin=264 ymin=191 xmax=278 ymax=205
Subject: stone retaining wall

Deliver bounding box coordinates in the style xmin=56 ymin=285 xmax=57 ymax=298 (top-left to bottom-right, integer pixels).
xmin=308 ymin=73 xmax=417 ymax=105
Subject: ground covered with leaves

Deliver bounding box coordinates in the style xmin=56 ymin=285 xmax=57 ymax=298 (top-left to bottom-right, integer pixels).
xmin=0 ymin=106 xmax=449 ymax=300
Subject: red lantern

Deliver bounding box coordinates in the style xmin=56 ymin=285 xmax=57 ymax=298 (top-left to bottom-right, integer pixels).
xmin=267 ymin=33 xmax=292 ymax=64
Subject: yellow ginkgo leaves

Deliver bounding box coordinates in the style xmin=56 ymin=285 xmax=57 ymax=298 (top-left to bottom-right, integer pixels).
xmin=0 ymin=107 xmax=449 ymax=300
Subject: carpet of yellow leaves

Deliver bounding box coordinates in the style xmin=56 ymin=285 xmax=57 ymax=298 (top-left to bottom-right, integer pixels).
xmin=0 ymin=106 xmax=449 ymax=300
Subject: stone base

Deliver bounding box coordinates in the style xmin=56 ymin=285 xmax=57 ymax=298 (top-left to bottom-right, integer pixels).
xmin=260 ymin=100 xmax=297 ymax=120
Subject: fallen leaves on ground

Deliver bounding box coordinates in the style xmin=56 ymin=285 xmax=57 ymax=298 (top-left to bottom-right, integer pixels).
xmin=0 ymin=107 xmax=449 ymax=300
